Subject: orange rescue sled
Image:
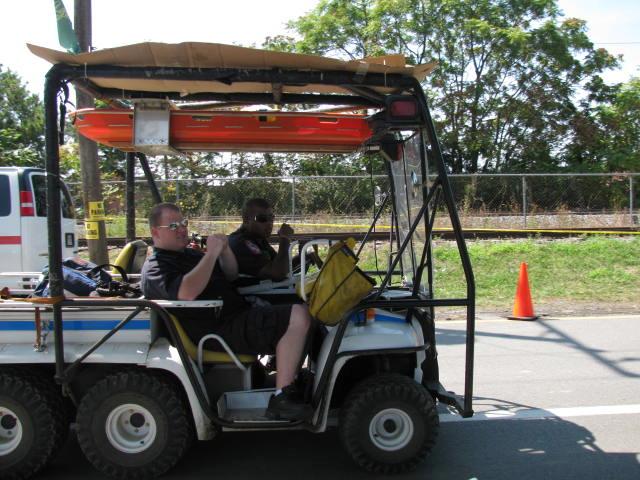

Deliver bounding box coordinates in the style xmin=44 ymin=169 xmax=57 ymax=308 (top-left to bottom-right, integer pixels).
xmin=72 ymin=109 xmax=373 ymax=153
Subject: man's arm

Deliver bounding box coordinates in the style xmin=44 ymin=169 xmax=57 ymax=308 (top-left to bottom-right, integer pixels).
xmin=177 ymin=236 xmax=225 ymax=300
xmin=257 ymin=223 xmax=293 ymax=281
xmin=218 ymin=242 xmax=239 ymax=281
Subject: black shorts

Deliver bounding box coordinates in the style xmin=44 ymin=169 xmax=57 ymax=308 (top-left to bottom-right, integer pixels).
xmin=213 ymin=304 xmax=293 ymax=355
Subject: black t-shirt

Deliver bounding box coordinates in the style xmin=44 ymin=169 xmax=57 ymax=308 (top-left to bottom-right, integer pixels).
xmin=141 ymin=247 xmax=249 ymax=343
xmin=229 ymin=226 xmax=276 ymax=277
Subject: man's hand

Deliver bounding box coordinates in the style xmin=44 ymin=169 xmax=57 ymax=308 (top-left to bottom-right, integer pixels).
xmin=179 ymin=234 xmax=229 ymax=301
xmin=206 ymin=234 xmax=229 ymax=256
xmin=277 ymin=223 xmax=294 ymax=241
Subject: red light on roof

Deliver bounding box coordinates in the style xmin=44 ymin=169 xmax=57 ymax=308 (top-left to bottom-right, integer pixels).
xmin=390 ymin=99 xmax=418 ymax=118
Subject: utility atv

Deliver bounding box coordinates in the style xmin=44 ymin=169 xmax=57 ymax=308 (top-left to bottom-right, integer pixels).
xmin=0 ymin=41 xmax=475 ymax=479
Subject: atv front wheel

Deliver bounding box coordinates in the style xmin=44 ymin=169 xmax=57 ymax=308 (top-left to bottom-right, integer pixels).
xmin=339 ymin=373 xmax=439 ymax=473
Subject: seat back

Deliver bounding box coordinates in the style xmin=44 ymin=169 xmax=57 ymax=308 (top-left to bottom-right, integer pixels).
xmin=166 ymin=313 xmax=255 ymax=364
xmin=113 ymin=240 xmax=149 ymax=274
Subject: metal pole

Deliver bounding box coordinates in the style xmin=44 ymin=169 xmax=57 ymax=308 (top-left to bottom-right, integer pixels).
xmin=291 ymin=177 xmax=296 ymax=219
xmin=75 ymin=0 xmax=109 ymax=265
xmin=125 ymin=152 xmax=135 ymax=243
xmin=44 ymin=66 xmax=65 ymax=383
xmin=631 ymin=176 xmax=635 ymax=226
xmin=522 ymin=176 xmax=527 ymax=229
xmin=137 ymin=153 xmax=163 ymax=204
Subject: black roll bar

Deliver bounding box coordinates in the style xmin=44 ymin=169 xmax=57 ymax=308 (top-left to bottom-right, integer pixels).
xmin=373 ymin=178 xmax=440 ymax=297
xmin=43 ymin=60 xmax=475 ymax=420
xmin=137 ymin=153 xmax=163 ymax=204
xmin=125 ymin=152 xmax=136 ymax=243
xmin=355 ymin=191 xmax=390 ymax=258
xmin=52 ymin=64 xmax=416 ymax=91
xmin=44 ymin=64 xmax=67 ymax=385
xmin=411 ymin=79 xmax=475 ymax=417
xmin=412 ymin=188 xmax=442 ymax=297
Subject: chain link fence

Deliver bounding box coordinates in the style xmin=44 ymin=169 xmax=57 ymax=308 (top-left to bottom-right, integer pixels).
xmin=67 ymin=173 xmax=638 ymax=235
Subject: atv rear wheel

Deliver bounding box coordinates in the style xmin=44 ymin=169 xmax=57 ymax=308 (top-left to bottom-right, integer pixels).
xmin=0 ymin=372 xmax=62 ymax=480
xmin=76 ymin=371 xmax=193 ymax=479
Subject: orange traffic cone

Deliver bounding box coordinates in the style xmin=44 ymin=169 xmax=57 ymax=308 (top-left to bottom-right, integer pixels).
xmin=508 ymin=262 xmax=538 ymax=320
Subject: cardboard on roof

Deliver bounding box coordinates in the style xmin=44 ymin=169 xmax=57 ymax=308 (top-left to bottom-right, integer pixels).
xmin=28 ymin=42 xmax=436 ymax=96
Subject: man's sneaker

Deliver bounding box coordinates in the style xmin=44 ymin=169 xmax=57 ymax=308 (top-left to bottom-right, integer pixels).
xmin=265 ymin=384 xmax=312 ymax=420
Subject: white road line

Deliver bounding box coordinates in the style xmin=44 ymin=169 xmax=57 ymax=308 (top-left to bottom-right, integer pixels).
xmin=442 ymin=314 xmax=640 ymax=324
xmin=439 ymin=404 xmax=640 ymax=422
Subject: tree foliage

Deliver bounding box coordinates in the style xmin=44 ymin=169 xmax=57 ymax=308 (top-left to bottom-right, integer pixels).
xmin=273 ymin=0 xmax=630 ymax=173
xmin=0 ymin=66 xmax=45 ymax=166
xmin=591 ymin=78 xmax=640 ymax=172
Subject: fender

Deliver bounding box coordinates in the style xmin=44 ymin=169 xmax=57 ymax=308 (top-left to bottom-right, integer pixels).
xmin=311 ymin=310 xmax=426 ymax=431
xmin=314 ymin=310 xmax=424 ymax=389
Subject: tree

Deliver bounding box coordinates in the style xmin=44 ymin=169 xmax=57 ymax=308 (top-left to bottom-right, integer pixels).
xmin=0 ymin=66 xmax=45 ymax=166
xmin=275 ymin=0 xmax=621 ymax=173
xmin=593 ymin=78 xmax=640 ymax=172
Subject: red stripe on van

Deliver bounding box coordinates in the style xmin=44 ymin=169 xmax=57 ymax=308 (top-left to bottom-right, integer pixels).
xmin=0 ymin=236 xmax=21 ymax=245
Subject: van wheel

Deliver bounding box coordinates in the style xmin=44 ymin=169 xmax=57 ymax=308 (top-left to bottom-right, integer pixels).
xmin=0 ymin=372 xmax=60 ymax=480
xmin=339 ymin=374 xmax=439 ymax=474
xmin=76 ymin=371 xmax=193 ymax=480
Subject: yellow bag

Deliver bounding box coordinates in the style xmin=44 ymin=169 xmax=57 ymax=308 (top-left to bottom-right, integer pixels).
xmin=306 ymin=239 xmax=376 ymax=325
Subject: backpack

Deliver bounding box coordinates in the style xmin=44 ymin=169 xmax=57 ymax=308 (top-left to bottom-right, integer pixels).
xmin=304 ymin=239 xmax=376 ymax=325
xmin=34 ymin=257 xmax=141 ymax=298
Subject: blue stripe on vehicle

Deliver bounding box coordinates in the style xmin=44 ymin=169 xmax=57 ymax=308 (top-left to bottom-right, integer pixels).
xmin=348 ymin=312 xmax=406 ymax=324
xmin=374 ymin=313 xmax=407 ymax=323
xmin=0 ymin=320 xmax=150 ymax=331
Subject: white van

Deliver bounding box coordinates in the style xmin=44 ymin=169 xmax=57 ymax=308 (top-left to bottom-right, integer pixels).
xmin=0 ymin=166 xmax=77 ymax=292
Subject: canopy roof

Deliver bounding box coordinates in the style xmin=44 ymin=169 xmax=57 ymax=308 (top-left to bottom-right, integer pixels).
xmin=28 ymin=42 xmax=436 ymax=97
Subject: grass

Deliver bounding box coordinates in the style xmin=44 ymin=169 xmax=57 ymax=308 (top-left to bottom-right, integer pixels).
xmin=357 ymin=236 xmax=640 ymax=309
xmin=439 ymin=237 xmax=639 ymax=307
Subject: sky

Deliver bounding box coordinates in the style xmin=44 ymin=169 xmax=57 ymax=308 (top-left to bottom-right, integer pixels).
xmin=0 ymin=0 xmax=639 ymax=97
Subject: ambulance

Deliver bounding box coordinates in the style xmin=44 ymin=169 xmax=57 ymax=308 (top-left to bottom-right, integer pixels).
xmin=0 ymin=166 xmax=77 ymax=292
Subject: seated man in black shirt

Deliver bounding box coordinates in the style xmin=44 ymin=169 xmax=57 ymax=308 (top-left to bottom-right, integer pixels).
xmin=230 ymin=198 xmax=319 ymax=282
xmin=141 ymin=202 xmax=312 ymax=420
xmin=229 ymin=198 xmax=293 ymax=282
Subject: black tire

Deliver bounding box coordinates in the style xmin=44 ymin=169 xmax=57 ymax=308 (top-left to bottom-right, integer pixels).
xmin=0 ymin=372 xmax=60 ymax=480
xmin=339 ymin=373 xmax=439 ymax=474
xmin=76 ymin=371 xmax=193 ymax=480
xmin=1 ymin=366 xmax=71 ymax=455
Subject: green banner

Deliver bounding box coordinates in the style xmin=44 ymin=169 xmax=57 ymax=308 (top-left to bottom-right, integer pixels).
xmin=53 ymin=0 xmax=80 ymax=53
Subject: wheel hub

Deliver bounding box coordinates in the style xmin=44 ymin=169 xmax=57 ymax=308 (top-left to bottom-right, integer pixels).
xmin=0 ymin=408 xmax=23 ymax=456
xmin=369 ymin=408 xmax=414 ymax=451
xmin=105 ymin=403 xmax=157 ymax=454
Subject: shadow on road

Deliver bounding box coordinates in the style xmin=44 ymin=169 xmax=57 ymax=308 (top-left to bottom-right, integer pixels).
xmin=42 ymin=407 xmax=640 ymax=480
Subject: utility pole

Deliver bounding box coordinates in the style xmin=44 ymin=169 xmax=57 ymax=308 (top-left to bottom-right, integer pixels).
xmin=74 ymin=0 xmax=108 ymax=264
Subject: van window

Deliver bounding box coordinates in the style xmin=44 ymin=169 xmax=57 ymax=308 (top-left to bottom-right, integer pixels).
xmin=61 ymin=184 xmax=75 ymax=219
xmin=31 ymin=174 xmax=75 ymax=219
xmin=0 ymin=175 xmax=10 ymax=216
xmin=32 ymin=174 xmax=47 ymax=216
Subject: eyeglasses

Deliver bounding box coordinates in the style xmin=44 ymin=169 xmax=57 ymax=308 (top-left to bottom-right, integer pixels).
xmin=253 ymin=213 xmax=275 ymax=223
xmin=156 ymin=219 xmax=189 ymax=231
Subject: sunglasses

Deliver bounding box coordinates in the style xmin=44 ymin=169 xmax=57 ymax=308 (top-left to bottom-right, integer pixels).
xmin=156 ymin=218 xmax=189 ymax=231
xmin=253 ymin=213 xmax=275 ymax=223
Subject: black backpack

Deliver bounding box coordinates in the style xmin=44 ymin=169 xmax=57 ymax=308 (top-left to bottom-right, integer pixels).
xmin=34 ymin=258 xmax=141 ymax=298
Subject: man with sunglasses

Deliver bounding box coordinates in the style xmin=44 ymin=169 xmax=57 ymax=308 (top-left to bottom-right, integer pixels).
xmin=229 ymin=198 xmax=293 ymax=282
xmin=141 ymin=203 xmax=312 ymax=420
xmin=230 ymin=198 xmax=319 ymax=283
